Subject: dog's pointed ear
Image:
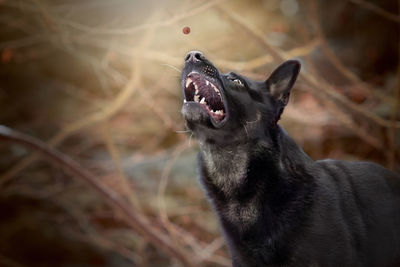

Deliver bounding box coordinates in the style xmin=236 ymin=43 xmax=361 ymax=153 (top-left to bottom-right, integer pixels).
xmin=266 ymin=60 xmax=300 ymax=106
xmin=265 ymin=60 xmax=300 ymax=122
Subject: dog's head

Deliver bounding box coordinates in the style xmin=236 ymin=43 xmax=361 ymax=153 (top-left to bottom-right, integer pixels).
xmin=181 ymin=51 xmax=300 ymax=144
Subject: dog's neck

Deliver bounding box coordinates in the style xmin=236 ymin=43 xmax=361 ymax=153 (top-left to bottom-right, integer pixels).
xmin=275 ymin=125 xmax=313 ymax=172
xmin=198 ymin=125 xmax=312 ymax=196
xmin=199 ymin=140 xmax=250 ymax=195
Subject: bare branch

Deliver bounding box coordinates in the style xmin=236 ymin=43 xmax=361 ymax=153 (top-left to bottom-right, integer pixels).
xmin=0 ymin=125 xmax=195 ymax=267
xmin=349 ymin=0 xmax=400 ymax=23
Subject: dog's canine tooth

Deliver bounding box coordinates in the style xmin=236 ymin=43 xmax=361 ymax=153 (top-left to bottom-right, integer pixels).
xmin=185 ymin=78 xmax=192 ymax=88
xmin=206 ymin=80 xmax=210 ymax=86
xmin=200 ymin=97 xmax=206 ymax=104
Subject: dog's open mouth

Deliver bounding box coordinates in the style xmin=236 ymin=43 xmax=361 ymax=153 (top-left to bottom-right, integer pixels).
xmin=184 ymin=72 xmax=226 ymax=122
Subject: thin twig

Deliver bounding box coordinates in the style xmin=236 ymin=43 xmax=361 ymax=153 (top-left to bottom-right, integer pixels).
xmin=157 ymin=143 xmax=189 ymax=234
xmin=302 ymin=57 xmax=385 ymax=150
xmin=349 ymin=0 xmax=400 ymax=23
xmin=102 ymin=121 xmax=142 ymax=211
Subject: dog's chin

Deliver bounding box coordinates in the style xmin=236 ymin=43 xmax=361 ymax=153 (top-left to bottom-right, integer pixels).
xmin=181 ymin=102 xmax=209 ymax=124
xmin=182 ymin=102 xmax=227 ymax=129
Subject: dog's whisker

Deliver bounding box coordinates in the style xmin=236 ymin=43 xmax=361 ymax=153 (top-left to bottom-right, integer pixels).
xmin=243 ymin=123 xmax=249 ymax=138
xmin=189 ymin=132 xmax=194 ymax=146
xmin=161 ymin=63 xmax=181 ymax=73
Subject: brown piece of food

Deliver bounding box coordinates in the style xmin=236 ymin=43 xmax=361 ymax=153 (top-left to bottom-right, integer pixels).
xmin=182 ymin=26 xmax=190 ymax=34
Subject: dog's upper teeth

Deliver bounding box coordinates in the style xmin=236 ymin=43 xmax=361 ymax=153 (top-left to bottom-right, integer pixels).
xmin=212 ymin=84 xmax=220 ymax=94
xmin=206 ymin=80 xmax=210 ymax=86
xmin=194 ymin=83 xmax=198 ymax=90
xmin=200 ymin=97 xmax=206 ymax=104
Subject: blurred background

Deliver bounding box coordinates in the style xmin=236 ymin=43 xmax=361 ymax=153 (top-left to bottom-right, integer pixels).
xmin=0 ymin=0 xmax=399 ymax=266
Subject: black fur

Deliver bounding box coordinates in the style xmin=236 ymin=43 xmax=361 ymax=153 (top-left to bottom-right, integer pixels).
xmin=180 ymin=51 xmax=400 ymax=267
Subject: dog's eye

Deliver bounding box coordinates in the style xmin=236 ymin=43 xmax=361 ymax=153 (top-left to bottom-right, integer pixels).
xmin=231 ymin=78 xmax=244 ymax=86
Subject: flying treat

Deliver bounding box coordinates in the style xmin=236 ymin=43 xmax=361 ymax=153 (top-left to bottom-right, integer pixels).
xmin=182 ymin=26 xmax=190 ymax=34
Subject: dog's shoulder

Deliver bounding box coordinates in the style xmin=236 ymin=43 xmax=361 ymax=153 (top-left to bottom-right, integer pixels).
xmin=315 ymin=159 xmax=400 ymax=185
xmin=312 ymin=159 xmax=400 ymax=216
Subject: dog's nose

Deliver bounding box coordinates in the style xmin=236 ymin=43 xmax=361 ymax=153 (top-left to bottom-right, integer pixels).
xmin=185 ymin=51 xmax=204 ymax=63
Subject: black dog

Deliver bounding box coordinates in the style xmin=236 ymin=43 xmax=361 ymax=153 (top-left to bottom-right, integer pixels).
xmin=180 ymin=51 xmax=400 ymax=267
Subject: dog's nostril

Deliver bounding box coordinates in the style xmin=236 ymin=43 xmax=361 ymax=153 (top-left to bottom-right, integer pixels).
xmin=185 ymin=53 xmax=191 ymax=61
xmin=194 ymin=52 xmax=202 ymax=60
xmin=185 ymin=51 xmax=204 ymax=62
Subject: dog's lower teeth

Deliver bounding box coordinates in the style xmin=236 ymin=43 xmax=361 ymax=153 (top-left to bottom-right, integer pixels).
xmin=194 ymin=95 xmax=200 ymax=102
xmin=200 ymin=97 xmax=206 ymax=104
